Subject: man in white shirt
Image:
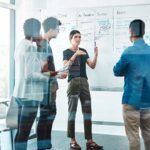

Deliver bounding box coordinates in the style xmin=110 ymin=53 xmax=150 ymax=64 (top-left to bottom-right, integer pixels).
xmin=13 ymin=18 xmax=48 ymax=150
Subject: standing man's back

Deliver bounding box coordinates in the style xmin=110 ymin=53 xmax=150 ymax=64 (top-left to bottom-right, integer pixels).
xmin=114 ymin=39 xmax=150 ymax=108
xmin=113 ymin=19 xmax=150 ymax=150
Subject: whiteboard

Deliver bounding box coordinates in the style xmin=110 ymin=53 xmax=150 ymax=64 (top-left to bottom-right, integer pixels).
xmin=43 ymin=4 xmax=150 ymax=91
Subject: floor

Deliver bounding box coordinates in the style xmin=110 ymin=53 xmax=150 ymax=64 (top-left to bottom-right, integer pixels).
xmin=0 ymin=90 xmax=145 ymax=150
xmin=27 ymin=130 xmax=144 ymax=150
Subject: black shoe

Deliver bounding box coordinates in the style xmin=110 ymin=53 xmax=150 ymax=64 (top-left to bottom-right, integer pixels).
xmin=70 ymin=142 xmax=81 ymax=150
xmin=38 ymin=147 xmax=52 ymax=150
xmin=86 ymin=141 xmax=103 ymax=150
xmin=38 ymin=143 xmax=52 ymax=150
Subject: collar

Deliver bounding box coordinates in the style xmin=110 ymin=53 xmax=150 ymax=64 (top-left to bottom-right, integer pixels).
xmin=133 ymin=38 xmax=145 ymax=46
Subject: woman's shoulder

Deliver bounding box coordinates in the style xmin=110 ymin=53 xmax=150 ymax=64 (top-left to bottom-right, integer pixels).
xmin=63 ymin=48 xmax=73 ymax=54
xmin=79 ymin=47 xmax=86 ymax=52
xmin=63 ymin=48 xmax=70 ymax=51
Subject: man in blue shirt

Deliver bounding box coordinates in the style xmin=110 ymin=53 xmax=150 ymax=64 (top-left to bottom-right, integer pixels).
xmin=113 ymin=19 xmax=150 ymax=150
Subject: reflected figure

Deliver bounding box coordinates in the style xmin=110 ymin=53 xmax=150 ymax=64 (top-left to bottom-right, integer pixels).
xmin=63 ymin=30 xmax=103 ymax=150
xmin=13 ymin=18 xmax=48 ymax=150
xmin=113 ymin=19 xmax=150 ymax=150
xmin=36 ymin=17 xmax=67 ymax=150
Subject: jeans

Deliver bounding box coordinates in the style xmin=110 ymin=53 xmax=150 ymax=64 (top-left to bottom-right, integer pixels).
xmin=37 ymin=92 xmax=57 ymax=149
xmin=15 ymin=98 xmax=39 ymax=150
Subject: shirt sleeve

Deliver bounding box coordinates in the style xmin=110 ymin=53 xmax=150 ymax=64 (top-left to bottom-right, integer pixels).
xmin=85 ymin=50 xmax=89 ymax=60
xmin=63 ymin=50 xmax=69 ymax=61
xmin=113 ymin=51 xmax=129 ymax=76
xmin=25 ymin=46 xmax=49 ymax=82
xmin=82 ymin=49 xmax=89 ymax=61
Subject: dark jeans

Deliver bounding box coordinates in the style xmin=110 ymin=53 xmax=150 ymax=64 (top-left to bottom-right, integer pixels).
xmin=67 ymin=77 xmax=92 ymax=140
xmin=37 ymin=92 xmax=57 ymax=150
xmin=14 ymin=92 xmax=56 ymax=150
xmin=15 ymin=98 xmax=39 ymax=150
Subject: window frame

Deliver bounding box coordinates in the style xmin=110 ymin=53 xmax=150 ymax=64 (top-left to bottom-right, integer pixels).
xmin=0 ymin=0 xmax=15 ymax=98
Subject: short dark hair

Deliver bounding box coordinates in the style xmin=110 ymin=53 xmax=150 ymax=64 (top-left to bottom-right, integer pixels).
xmin=42 ymin=17 xmax=61 ymax=33
xmin=23 ymin=18 xmax=41 ymax=38
xmin=129 ymin=19 xmax=145 ymax=37
xmin=69 ymin=30 xmax=81 ymax=40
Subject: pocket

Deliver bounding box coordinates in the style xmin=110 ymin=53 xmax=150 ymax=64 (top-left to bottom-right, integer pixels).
xmin=67 ymin=79 xmax=79 ymax=95
xmin=123 ymin=104 xmax=135 ymax=111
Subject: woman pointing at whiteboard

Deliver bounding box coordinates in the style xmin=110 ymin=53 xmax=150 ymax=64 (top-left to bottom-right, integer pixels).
xmin=63 ymin=30 xmax=103 ymax=150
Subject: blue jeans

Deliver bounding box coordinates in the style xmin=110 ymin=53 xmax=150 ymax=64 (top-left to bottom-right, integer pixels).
xmin=15 ymin=98 xmax=39 ymax=150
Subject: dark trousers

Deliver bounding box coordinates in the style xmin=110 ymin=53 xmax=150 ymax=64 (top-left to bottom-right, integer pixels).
xmin=15 ymin=92 xmax=56 ymax=150
xmin=15 ymin=98 xmax=39 ymax=150
xmin=37 ymin=92 xmax=57 ymax=150
xmin=67 ymin=77 xmax=92 ymax=140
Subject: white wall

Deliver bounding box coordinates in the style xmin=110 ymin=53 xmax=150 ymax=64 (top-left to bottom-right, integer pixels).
xmin=15 ymin=0 xmax=47 ymax=44
xmin=47 ymin=0 xmax=150 ymax=9
xmin=16 ymin=0 xmax=150 ymax=11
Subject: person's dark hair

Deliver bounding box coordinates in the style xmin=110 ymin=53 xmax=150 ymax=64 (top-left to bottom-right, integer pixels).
xmin=42 ymin=17 xmax=61 ymax=33
xmin=23 ymin=18 xmax=41 ymax=39
xmin=129 ymin=19 xmax=145 ymax=37
xmin=69 ymin=30 xmax=81 ymax=40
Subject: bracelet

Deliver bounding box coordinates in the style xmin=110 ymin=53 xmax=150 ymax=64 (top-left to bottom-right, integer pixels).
xmin=50 ymin=71 xmax=58 ymax=77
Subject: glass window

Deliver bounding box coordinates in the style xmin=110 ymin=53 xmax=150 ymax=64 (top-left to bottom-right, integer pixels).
xmin=0 ymin=0 xmax=10 ymax=3
xmin=0 ymin=7 xmax=10 ymax=98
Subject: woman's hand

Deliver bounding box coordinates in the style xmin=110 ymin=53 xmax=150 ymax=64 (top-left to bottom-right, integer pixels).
xmin=75 ymin=49 xmax=86 ymax=56
xmin=94 ymin=47 xmax=98 ymax=56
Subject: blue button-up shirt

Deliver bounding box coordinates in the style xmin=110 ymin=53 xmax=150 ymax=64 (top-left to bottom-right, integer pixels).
xmin=113 ymin=39 xmax=150 ymax=109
